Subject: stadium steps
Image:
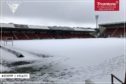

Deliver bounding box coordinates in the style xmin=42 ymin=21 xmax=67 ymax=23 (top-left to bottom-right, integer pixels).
xmin=12 ymin=32 xmax=18 ymax=39
xmin=23 ymin=32 xmax=29 ymax=39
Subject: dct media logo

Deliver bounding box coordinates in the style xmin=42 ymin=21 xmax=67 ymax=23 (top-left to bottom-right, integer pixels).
xmin=95 ymin=0 xmax=119 ymax=11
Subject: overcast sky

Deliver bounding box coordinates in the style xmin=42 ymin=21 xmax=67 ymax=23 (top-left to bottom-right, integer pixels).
xmin=0 ymin=0 xmax=126 ymax=28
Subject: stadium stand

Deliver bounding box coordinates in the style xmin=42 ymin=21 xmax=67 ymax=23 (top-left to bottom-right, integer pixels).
xmin=99 ymin=22 xmax=126 ymax=37
xmin=0 ymin=23 xmax=95 ymax=40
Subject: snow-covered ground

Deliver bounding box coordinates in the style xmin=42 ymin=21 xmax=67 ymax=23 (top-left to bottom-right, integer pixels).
xmin=0 ymin=38 xmax=125 ymax=83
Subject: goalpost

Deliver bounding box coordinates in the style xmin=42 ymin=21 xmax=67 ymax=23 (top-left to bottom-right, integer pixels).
xmin=3 ymin=37 xmax=14 ymax=46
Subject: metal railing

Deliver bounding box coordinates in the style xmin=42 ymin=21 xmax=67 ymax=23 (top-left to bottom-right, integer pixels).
xmin=111 ymin=74 xmax=124 ymax=84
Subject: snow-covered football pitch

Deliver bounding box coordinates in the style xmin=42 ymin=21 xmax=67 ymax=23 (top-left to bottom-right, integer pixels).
xmin=0 ymin=38 xmax=125 ymax=83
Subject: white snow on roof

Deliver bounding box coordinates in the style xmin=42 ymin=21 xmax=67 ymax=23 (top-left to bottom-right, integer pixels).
xmin=0 ymin=23 xmax=15 ymax=28
xmin=28 ymin=25 xmax=49 ymax=29
xmin=49 ymin=26 xmax=74 ymax=30
xmin=0 ymin=23 xmax=95 ymax=32
xmin=73 ymin=28 xmax=95 ymax=31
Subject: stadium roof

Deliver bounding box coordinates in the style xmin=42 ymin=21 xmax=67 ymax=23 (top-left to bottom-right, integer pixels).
xmin=0 ymin=23 xmax=15 ymax=28
xmin=0 ymin=23 xmax=95 ymax=32
xmin=99 ymin=22 xmax=126 ymax=28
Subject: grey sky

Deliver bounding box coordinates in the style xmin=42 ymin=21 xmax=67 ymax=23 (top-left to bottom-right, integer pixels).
xmin=0 ymin=0 xmax=126 ymax=28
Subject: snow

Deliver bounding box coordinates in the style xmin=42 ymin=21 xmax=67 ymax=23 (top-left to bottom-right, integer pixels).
xmin=0 ymin=38 xmax=125 ymax=83
xmin=0 ymin=23 xmax=15 ymax=28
